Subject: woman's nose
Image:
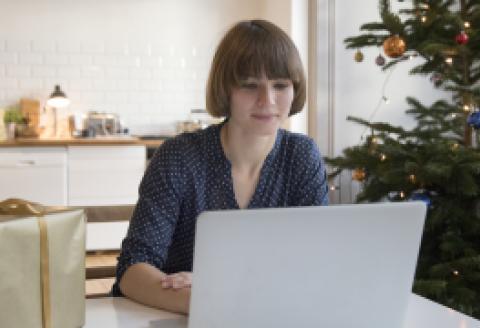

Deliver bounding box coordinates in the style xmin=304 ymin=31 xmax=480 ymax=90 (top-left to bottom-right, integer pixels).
xmin=257 ymin=85 xmax=275 ymax=107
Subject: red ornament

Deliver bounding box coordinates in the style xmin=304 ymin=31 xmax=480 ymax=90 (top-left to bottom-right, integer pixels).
xmin=455 ymin=31 xmax=469 ymax=45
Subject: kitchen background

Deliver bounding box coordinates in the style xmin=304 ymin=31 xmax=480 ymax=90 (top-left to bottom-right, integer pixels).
xmin=0 ymin=0 xmax=308 ymax=136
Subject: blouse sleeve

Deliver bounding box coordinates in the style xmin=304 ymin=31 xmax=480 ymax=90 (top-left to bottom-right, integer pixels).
xmin=289 ymin=137 xmax=329 ymax=206
xmin=114 ymin=138 xmax=187 ymax=292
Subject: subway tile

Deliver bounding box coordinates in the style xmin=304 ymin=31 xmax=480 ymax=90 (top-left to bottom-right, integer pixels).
xmin=80 ymin=91 xmax=104 ymax=103
xmin=127 ymin=42 xmax=151 ymax=56
xmin=92 ymin=79 xmax=116 ymax=90
xmin=81 ymin=41 xmax=105 ymax=54
xmin=114 ymin=55 xmax=137 ymax=67
xmin=5 ymin=90 xmax=25 ymax=102
xmin=32 ymin=40 xmax=56 ymax=53
xmin=6 ymin=66 xmax=30 ymax=78
xmin=139 ymin=56 xmax=162 ymax=68
xmin=162 ymin=80 xmax=184 ymax=92
xmin=0 ymin=52 xmax=17 ymax=64
xmin=105 ymin=91 xmax=128 ymax=103
xmin=105 ymin=67 xmax=129 ymax=79
xmin=44 ymin=54 xmax=68 ymax=65
xmin=57 ymin=67 xmax=81 ymax=79
xmin=116 ymin=79 xmax=139 ymax=91
xmin=128 ymin=91 xmax=152 ymax=104
xmin=93 ymin=54 xmax=115 ymax=66
xmin=69 ymin=54 xmax=93 ymax=65
xmin=32 ymin=66 xmax=56 ymax=78
xmin=81 ymin=66 xmax=104 ymax=78
xmin=139 ymin=80 xmax=162 ymax=91
xmin=19 ymin=78 xmax=44 ymax=90
xmin=19 ymin=53 xmax=43 ymax=65
xmin=129 ymin=68 xmax=152 ymax=79
xmin=0 ymin=78 xmax=18 ymax=89
xmin=6 ymin=40 xmax=31 ymax=52
xmin=57 ymin=40 xmax=81 ymax=53
xmin=68 ymin=79 xmax=93 ymax=91
xmin=105 ymin=41 xmax=128 ymax=55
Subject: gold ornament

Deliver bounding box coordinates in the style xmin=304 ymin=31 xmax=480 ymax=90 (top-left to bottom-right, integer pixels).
xmin=352 ymin=168 xmax=366 ymax=182
xmin=383 ymin=35 xmax=406 ymax=58
xmin=354 ymin=50 xmax=364 ymax=62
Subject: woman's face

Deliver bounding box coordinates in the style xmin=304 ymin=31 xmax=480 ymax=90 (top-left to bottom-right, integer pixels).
xmin=228 ymin=73 xmax=294 ymax=136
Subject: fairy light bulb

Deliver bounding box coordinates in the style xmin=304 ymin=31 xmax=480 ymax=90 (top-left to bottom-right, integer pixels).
xmin=453 ymin=270 xmax=459 ymax=276
xmin=463 ymin=104 xmax=471 ymax=112
xmin=408 ymin=174 xmax=416 ymax=183
xmin=421 ymin=16 xmax=427 ymax=23
xmin=464 ymin=21 xmax=470 ymax=28
xmin=399 ymin=191 xmax=405 ymax=199
xmin=380 ymin=154 xmax=387 ymax=161
xmin=445 ymin=57 xmax=453 ymax=65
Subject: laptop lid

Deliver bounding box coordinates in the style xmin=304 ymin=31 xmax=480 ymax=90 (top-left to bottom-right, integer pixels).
xmin=188 ymin=202 xmax=427 ymax=328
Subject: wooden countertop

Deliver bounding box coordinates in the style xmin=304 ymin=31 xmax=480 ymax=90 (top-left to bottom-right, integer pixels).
xmin=0 ymin=136 xmax=166 ymax=147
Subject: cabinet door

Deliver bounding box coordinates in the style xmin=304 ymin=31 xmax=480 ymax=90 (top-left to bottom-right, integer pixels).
xmin=68 ymin=146 xmax=146 ymax=206
xmin=0 ymin=147 xmax=67 ymax=205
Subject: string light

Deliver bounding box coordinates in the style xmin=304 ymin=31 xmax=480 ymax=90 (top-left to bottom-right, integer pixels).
xmin=421 ymin=16 xmax=427 ymax=23
xmin=399 ymin=191 xmax=405 ymax=199
xmin=463 ymin=104 xmax=471 ymax=112
xmin=445 ymin=57 xmax=453 ymax=65
xmin=451 ymin=143 xmax=459 ymax=150
xmin=329 ymin=185 xmax=339 ymax=191
xmin=408 ymin=174 xmax=417 ymax=183
xmin=380 ymin=153 xmax=387 ymax=161
xmin=453 ymin=270 xmax=459 ymax=276
xmin=464 ymin=21 xmax=470 ymax=28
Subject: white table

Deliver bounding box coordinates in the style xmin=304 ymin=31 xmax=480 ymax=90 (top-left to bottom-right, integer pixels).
xmin=85 ymin=294 xmax=480 ymax=328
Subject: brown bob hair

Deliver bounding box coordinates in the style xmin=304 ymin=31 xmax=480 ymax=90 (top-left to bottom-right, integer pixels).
xmin=206 ymin=19 xmax=306 ymax=118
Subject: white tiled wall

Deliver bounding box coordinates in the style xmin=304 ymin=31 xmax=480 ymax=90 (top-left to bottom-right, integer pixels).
xmin=0 ymin=37 xmax=213 ymax=133
xmin=0 ymin=0 xmax=291 ymax=134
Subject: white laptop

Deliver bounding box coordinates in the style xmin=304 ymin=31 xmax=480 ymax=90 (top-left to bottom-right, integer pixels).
xmin=187 ymin=202 xmax=426 ymax=328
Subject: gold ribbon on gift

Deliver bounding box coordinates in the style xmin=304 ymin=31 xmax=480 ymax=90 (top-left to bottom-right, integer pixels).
xmin=0 ymin=198 xmax=72 ymax=328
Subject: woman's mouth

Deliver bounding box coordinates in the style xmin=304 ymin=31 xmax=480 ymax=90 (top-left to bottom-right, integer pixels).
xmin=251 ymin=113 xmax=277 ymax=121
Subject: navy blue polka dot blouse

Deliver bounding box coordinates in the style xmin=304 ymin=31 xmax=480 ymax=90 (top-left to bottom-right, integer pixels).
xmin=112 ymin=121 xmax=328 ymax=296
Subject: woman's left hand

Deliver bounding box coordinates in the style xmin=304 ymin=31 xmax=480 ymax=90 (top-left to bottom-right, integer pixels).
xmin=160 ymin=271 xmax=192 ymax=290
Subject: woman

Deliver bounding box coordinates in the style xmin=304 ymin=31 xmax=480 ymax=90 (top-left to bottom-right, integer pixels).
xmin=113 ymin=19 xmax=329 ymax=314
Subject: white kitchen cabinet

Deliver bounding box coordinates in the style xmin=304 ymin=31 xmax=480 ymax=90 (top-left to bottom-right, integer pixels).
xmin=68 ymin=146 xmax=145 ymax=206
xmin=0 ymin=147 xmax=68 ymax=206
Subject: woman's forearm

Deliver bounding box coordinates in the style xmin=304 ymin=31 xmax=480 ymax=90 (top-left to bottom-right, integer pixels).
xmin=119 ymin=262 xmax=191 ymax=314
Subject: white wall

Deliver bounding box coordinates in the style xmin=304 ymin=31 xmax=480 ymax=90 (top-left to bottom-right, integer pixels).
xmin=0 ymin=0 xmax=308 ymax=135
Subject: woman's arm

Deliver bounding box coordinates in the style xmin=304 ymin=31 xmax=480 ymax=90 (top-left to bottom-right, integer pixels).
xmin=119 ymin=263 xmax=191 ymax=314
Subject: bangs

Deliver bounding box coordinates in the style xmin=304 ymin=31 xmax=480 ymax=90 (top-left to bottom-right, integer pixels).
xmin=229 ymin=25 xmax=301 ymax=84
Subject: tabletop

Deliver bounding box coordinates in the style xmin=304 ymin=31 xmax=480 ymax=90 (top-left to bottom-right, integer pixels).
xmin=85 ymin=293 xmax=480 ymax=328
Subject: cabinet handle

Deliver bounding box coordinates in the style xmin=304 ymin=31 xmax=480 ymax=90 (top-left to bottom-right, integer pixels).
xmin=16 ymin=160 xmax=36 ymax=166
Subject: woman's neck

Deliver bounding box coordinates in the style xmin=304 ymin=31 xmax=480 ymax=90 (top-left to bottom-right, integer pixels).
xmin=220 ymin=121 xmax=277 ymax=173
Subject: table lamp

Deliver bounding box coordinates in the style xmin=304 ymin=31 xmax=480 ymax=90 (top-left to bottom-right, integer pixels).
xmin=46 ymin=85 xmax=70 ymax=137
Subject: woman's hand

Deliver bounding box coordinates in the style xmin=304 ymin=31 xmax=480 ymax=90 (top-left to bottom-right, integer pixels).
xmin=160 ymin=272 xmax=192 ymax=290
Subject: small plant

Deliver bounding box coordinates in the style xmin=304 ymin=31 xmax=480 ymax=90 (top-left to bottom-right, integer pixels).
xmin=3 ymin=108 xmax=24 ymax=124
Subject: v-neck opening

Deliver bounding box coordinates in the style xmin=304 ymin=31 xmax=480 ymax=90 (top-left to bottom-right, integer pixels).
xmin=214 ymin=123 xmax=283 ymax=209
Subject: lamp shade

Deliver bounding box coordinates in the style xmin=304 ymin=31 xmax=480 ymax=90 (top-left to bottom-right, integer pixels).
xmin=47 ymin=85 xmax=70 ymax=108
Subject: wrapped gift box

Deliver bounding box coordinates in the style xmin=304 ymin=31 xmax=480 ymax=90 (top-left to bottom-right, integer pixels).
xmin=0 ymin=199 xmax=86 ymax=328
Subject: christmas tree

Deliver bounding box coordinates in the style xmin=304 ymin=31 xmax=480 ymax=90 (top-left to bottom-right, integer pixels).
xmin=326 ymin=0 xmax=480 ymax=317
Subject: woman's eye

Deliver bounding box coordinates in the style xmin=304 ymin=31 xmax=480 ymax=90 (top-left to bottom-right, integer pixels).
xmin=241 ymin=83 xmax=258 ymax=89
xmin=274 ymin=82 xmax=290 ymax=90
